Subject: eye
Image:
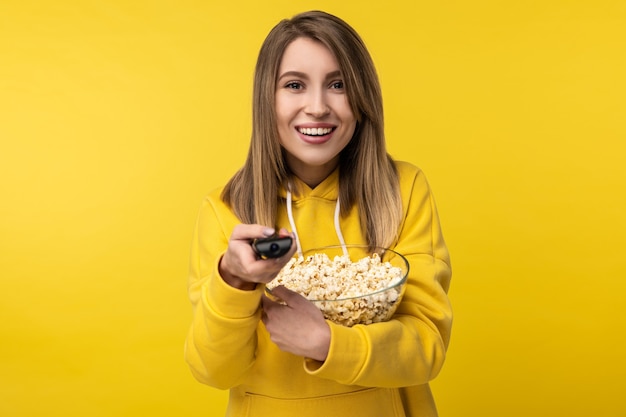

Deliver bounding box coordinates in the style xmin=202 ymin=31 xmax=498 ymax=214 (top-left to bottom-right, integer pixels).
xmin=330 ymin=80 xmax=344 ymax=89
xmin=285 ymin=81 xmax=303 ymax=90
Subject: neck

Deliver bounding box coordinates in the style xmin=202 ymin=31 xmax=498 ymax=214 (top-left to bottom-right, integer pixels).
xmin=287 ymin=158 xmax=339 ymax=189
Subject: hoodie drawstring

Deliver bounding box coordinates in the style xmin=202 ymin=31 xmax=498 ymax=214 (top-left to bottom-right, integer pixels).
xmin=286 ymin=189 xmax=302 ymax=256
xmin=286 ymin=189 xmax=348 ymax=257
xmin=333 ymin=195 xmax=349 ymax=257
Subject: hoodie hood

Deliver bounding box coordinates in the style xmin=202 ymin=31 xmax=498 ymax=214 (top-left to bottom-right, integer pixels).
xmin=278 ymin=169 xmax=340 ymax=202
xmin=279 ymin=169 xmax=347 ymax=257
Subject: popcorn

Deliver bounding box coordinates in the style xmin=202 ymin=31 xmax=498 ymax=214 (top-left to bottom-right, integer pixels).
xmin=266 ymin=252 xmax=405 ymax=327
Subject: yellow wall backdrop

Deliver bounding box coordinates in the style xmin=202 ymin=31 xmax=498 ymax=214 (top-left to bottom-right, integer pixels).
xmin=1 ymin=0 xmax=625 ymax=416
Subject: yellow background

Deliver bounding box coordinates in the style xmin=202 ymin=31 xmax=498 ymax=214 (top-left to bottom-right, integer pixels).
xmin=1 ymin=0 xmax=625 ymax=415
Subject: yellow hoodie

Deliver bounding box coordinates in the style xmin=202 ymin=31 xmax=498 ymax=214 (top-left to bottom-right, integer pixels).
xmin=185 ymin=161 xmax=452 ymax=417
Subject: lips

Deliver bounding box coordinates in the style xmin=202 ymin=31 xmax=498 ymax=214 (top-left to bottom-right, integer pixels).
xmin=297 ymin=127 xmax=334 ymax=136
xmin=295 ymin=124 xmax=336 ymax=144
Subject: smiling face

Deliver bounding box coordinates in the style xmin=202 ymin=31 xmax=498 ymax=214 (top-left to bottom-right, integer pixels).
xmin=275 ymin=37 xmax=357 ymax=188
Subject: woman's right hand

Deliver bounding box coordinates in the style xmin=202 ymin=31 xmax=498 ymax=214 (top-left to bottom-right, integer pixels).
xmin=219 ymin=224 xmax=296 ymax=290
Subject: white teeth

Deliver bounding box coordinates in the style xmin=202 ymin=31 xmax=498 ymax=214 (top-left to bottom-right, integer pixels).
xmin=299 ymin=127 xmax=333 ymax=136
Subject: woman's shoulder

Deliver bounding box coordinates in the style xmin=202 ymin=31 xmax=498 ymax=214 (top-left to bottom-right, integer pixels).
xmin=392 ymin=160 xmax=434 ymax=197
xmin=206 ymin=185 xmax=226 ymax=200
xmin=393 ymin=160 xmax=423 ymax=179
xmin=198 ymin=185 xmax=230 ymax=213
xmin=196 ymin=185 xmax=241 ymax=224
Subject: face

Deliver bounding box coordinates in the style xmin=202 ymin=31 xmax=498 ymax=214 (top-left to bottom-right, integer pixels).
xmin=275 ymin=37 xmax=357 ymax=188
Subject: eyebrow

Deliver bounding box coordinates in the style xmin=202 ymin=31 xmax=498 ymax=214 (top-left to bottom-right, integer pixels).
xmin=277 ymin=70 xmax=342 ymax=82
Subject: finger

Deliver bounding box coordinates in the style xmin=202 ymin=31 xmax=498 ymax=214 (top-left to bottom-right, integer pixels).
xmin=276 ymin=228 xmax=294 ymax=238
xmin=231 ymin=224 xmax=275 ymax=241
xmin=269 ymin=285 xmax=305 ymax=306
xmin=262 ymin=290 xmax=285 ymax=307
xmin=261 ymin=293 xmax=272 ymax=308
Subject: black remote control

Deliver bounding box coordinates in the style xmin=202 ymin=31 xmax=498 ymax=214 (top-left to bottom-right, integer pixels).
xmin=252 ymin=235 xmax=293 ymax=259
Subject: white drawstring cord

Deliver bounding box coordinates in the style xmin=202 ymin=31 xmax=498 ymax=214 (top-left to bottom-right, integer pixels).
xmin=286 ymin=190 xmax=303 ymax=257
xmin=286 ymin=187 xmax=347 ymax=257
xmin=333 ymin=196 xmax=348 ymax=257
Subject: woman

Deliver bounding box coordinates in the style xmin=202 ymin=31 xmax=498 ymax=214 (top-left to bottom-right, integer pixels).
xmin=185 ymin=10 xmax=452 ymax=417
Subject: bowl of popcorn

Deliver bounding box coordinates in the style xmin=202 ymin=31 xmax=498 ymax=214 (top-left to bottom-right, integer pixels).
xmin=266 ymin=245 xmax=409 ymax=327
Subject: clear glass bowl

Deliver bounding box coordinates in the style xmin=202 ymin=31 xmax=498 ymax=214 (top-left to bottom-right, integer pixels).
xmin=267 ymin=245 xmax=409 ymax=327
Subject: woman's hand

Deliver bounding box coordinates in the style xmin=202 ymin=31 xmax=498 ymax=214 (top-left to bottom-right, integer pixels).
xmin=262 ymin=286 xmax=331 ymax=361
xmin=219 ymin=224 xmax=296 ymax=290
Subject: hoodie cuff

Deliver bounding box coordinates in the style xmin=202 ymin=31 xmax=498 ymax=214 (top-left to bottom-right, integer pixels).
xmin=303 ymin=321 xmax=368 ymax=383
xmin=204 ymin=257 xmax=264 ymax=319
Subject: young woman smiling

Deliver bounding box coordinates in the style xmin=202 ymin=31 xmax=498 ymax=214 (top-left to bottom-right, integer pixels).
xmin=185 ymin=10 xmax=452 ymax=417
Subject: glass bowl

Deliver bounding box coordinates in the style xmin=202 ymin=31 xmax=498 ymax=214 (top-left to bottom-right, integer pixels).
xmin=266 ymin=245 xmax=409 ymax=327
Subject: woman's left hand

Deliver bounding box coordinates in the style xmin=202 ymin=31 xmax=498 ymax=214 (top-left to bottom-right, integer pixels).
xmin=261 ymin=285 xmax=330 ymax=362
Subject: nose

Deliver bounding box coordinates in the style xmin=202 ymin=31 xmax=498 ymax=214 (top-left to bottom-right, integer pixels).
xmin=304 ymin=90 xmax=330 ymax=118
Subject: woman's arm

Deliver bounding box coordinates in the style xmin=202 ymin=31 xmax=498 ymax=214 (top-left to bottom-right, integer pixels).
xmin=184 ymin=192 xmax=264 ymax=389
xmin=184 ymin=190 xmax=297 ymax=388
xmin=304 ymin=165 xmax=453 ymax=387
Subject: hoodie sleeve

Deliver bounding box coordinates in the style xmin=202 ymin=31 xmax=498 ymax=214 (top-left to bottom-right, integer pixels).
xmin=184 ymin=191 xmax=265 ymax=389
xmin=304 ymin=164 xmax=453 ymax=387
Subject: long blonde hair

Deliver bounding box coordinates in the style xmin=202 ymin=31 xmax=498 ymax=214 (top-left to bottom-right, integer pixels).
xmin=221 ymin=10 xmax=402 ymax=248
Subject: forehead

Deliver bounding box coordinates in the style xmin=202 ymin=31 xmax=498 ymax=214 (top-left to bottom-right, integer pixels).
xmin=278 ymin=37 xmax=340 ymax=74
